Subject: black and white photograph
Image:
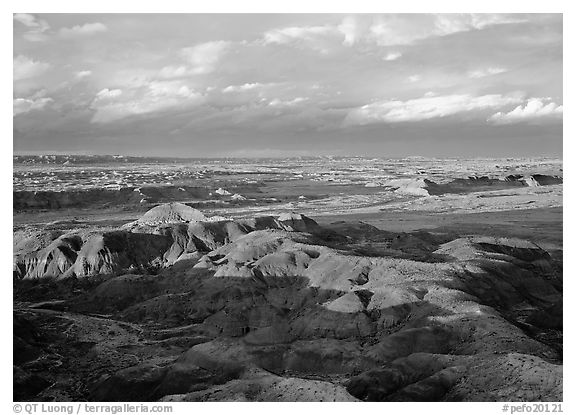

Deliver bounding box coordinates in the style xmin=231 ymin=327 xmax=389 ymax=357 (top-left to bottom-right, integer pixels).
xmin=10 ymin=7 xmax=566 ymax=410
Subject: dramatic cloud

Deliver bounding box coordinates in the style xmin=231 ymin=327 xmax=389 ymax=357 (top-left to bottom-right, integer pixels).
xmin=13 ymin=14 xmax=562 ymax=157
xmin=13 ymin=55 xmax=51 ymax=81
xmin=59 ymin=22 xmax=108 ymax=37
xmin=345 ymin=94 xmax=524 ymax=125
xmin=13 ymin=13 xmax=50 ymax=42
xmin=14 ymin=97 xmax=53 ymax=116
xmin=488 ymin=98 xmax=563 ymax=124
xmin=90 ymin=81 xmax=203 ymax=123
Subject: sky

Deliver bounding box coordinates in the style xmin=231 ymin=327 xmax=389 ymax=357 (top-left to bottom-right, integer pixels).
xmin=13 ymin=13 xmax=563 ymax=157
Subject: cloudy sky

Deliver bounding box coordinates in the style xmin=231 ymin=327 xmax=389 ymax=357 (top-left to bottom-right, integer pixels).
xmin=13 ymin=13 xmax=562 ymax=157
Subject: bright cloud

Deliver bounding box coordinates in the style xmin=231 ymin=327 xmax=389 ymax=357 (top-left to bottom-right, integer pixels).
xmin=338 ymin=17 xmax=361 ymax=46
xmin=467 ymin=14 xmax=528 ymax=29
xmin=269 ymin=97 xmax=309 ymax=107
xmin=384 ymin=52 xmax=402 ymax=61
xmin=369 ymin=14 xmax=527 ymax=46
xmin=91 ymin=81 xmax=203 ymax=123
xmin=221 ymin=83 xmax=276 ymax=94
xmin=14 ymin=55 xmax=51 ymax=81
xmin=488 ymin=98 xmax=563 ymax=124
xmin=94 ymin=88 xmax=123 ymax=100
xmin=468 ymin=67 xmax=507 ymax=78
xmin=158 ymin=41 xmax=230 ymax=79
xmin=75 ymin=70 xmax=92 ymax=79
xmin=178 ymin=41 xmax=230 ymax=75
xmin=345 ymin=93 xmax=524 ymax=125
xmin=262 ymin=14 xmax=527 ymax=53
xmin=434 ymin=14 xmax=524 ymax=34
xmin=14 ymin=97 xmax=53 ymax=116
xmin=223 ymin=83 xmax=262 ymax=93
xmin=59 ymin=22 xmax=108 ymax=37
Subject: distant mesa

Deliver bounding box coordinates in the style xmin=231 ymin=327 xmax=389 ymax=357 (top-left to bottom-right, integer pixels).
xmin=122 ymin=202 xmax=233 ymax=231
xmin=387 ymin=178 xmax=429 ymax=196
xmin=382 ymin=174 xmax=563 ymax=197
xmin=215 ymin=188 xmax=232 ymax=196
xmin=136 ymin=202 xmax=207 ymax=225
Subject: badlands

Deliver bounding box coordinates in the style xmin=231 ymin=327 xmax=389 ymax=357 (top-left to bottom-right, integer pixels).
xmin=14 ymin=202 xmax=562 ymax=402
